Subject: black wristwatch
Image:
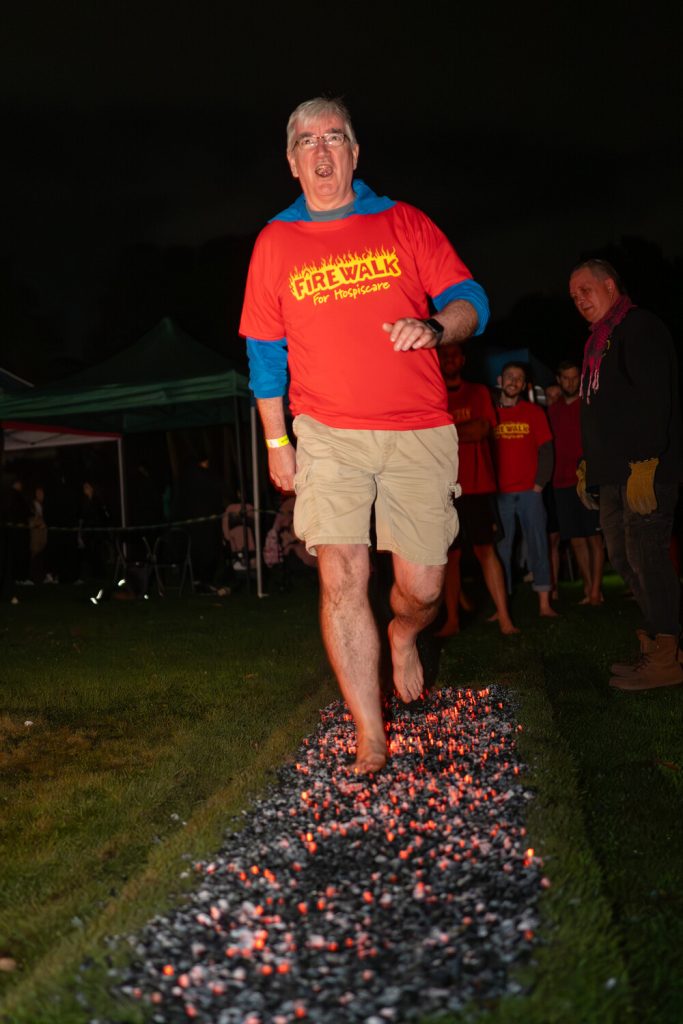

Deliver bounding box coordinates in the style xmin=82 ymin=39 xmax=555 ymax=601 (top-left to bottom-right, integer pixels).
xmin=422 ymin=317 xmax=445 ymax=346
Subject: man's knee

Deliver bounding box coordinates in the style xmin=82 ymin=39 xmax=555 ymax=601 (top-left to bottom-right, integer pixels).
xmin=473 ymin=542 xmax=495 ymax=565
xmin=318 ymin=544 xmax=369 ymax=602
xmin=392 ymin=566 xmax=444 ymax=612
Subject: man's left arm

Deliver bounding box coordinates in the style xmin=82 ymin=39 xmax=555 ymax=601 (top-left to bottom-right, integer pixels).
xmin=533 ymin=441 xmax=554 ymax=493
xmin=456 ymin=417 xmax=491 ymax=443
xmin=382 ymin=281 xmax=488 ymax=352
xmin=532 ymin=406 xmax=554 ymax=492
xmin=620 ymin=313 xmax=678 ymax=514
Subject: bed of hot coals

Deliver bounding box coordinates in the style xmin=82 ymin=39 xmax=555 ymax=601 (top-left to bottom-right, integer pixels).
xmin=111 ymin=686 xmax=546 ymax=1023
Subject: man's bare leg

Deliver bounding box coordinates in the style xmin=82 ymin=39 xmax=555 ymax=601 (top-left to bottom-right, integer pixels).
xmin=573 ymin=535 xmax=606 ymax=604
xmin=571 ymin=537 xmax=593 ymax=602
xmin=433 ymin=548 xmax=461 ymax=637
xmin=389 ymin=555 xmax=445 ymax=702
xmin=588 ymin=534 xmax=605 ymax=603
xmin=549 ymin=531 xmax=560 ymax=600
xmin=317 ymin=544 xmax=387 ymax=773
xmin=539 ymin=590 xmax=559 ymax=617
xmin=473 ymin=543 xmax=520 ymax=634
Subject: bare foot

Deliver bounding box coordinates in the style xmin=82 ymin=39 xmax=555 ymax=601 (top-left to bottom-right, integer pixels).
xmin=459 ymin=591 xmax=474 ymax=612
xmin=540 ymin=607 xmax=560 ymax=618
xmin=388 ymin=620 xmax=424 ymax=702
xmin=433 ymin=619 xmax=460 ymax=638
xmin=486 ymin=611 xmax=499 ymax=623
xmin=499 ymin=621 xmax=521 ymax=635
xmin=354 ymin=732 xmax=388 ymax=774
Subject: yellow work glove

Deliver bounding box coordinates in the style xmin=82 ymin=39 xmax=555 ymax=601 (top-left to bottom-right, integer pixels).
xmin=576 ymin=459 xmax=599 ymax=511
xmin=625 ymin=458 xmax=659 ymax=515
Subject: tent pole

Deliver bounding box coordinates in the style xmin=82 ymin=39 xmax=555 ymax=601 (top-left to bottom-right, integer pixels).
xmin=233 ymin=395 xmax=250 ymax=594
xmin=251 ymin=402 xmax=265 ymax=598
xmin=117 ymin=437 xmax=127 ymax=528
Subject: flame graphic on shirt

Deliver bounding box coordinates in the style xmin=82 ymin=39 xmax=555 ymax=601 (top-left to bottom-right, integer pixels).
xmin=289 ymin=247 xmax=402 ymax=300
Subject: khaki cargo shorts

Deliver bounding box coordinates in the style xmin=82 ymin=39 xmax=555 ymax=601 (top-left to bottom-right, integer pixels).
xmin=292 ymin=414 xmax=460 ymax=566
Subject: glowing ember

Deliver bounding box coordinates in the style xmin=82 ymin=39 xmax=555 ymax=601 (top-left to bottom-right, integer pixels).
xmin=113 ymin=686 xmax=543 ymax=1022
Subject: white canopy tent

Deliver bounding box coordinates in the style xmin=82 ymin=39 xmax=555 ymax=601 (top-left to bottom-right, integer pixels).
xmin=2 ymin=421 xmax=126 ymax=526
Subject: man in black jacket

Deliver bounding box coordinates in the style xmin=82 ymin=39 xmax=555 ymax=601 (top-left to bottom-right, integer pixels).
xmin=570 ymin=258 xmax=683 ymax=690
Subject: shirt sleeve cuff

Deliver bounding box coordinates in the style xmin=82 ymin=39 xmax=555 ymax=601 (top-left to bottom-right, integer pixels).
xmin=246 ymin=337 xmax=288 ymax=397
xmin=433 ymin=280 xmax=490 ymax=336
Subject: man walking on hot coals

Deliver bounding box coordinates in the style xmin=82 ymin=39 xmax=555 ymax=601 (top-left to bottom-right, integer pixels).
xmin=570 ymin=258 xmax=683 ymax=690
xmin=240 ymin=97 xmax=489 ymax=772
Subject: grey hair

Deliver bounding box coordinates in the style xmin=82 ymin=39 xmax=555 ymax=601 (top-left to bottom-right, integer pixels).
xmin=571 ymin=258 xmax=625 ymax=294
xmin=286 ymin=97 xmax=357 ymax=153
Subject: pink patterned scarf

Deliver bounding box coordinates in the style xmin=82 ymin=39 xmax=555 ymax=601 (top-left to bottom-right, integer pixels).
xmin=580 ymin=294 xmax=635 ymax=402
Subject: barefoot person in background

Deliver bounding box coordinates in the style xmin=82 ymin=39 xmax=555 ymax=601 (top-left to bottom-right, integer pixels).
xmin=547 ymin=359 xmax=605 ymax=605
xmin=435 ymin=344 xmax=518 ymax=636
xmin=493 ymin=362 xmax=558 ymax=619
xmin=240 ymin=96 xmax=489 ymax=772
xmin=570 ymin=258 xmax=683 ymax=690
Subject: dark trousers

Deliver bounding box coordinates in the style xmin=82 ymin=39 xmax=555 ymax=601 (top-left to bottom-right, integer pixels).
xmin=600 ymin=481 xmax=680 ymax=636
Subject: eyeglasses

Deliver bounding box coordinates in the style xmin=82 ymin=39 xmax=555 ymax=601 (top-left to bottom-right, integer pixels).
xmin=295 ymin=132 xmax=348 ymax=150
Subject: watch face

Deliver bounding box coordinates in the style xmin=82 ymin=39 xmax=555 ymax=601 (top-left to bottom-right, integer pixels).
xmin=425 ymin=318 xmax=444 ymax=339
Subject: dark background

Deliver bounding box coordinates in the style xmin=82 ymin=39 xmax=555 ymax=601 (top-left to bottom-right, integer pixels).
xmin=2 ymin=3 xmax=682 ymax=385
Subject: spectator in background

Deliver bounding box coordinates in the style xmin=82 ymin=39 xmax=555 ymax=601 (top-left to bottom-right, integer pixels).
xmin=8 ymin=476 xmax=31 ymax=586
xmin=548 ymin=360 xmax=604 ymax=605
xmin=128 ymin=461 xmax=164 ymax=568
xmin=29 ymin=484 xmax=48 ymax=583
xmin=222 ymin=493 xmax=256 ymax=573
xmin=45 ymin=473 xmax=79 ymax=584
xmin=544 ymin=383 xmax=562 ymax=407
xmin=129 ymin=462 xmax=163 ymax=530
xmin=537 ymin=384 xmax=562 ymax=598
xmin=77 ymin=480 xmax=110 ymax=582
xmin=493 ymin=362 xmax=558 ymax=618
xmin=1 ymin=471 xmax=21 ymax=600
xmin=571 ymin=258 xmax=683 ymax=689
xmin=172 ymin=454 xmax=224 ymax=593
xmin=435 ymin=344 xmax=518 ymax=636
xmin=263 ymin=494 xmax=317 ymax=576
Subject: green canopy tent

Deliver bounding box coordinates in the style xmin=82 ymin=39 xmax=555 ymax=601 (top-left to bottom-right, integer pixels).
xmin=0 ymin=318 xmax=268 ymax=593
xmin=0 ymin=317 xmax=250 ymax=429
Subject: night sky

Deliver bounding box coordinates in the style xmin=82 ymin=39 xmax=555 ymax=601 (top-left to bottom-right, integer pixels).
xmin=3 ymin=4 xmax=682 ymax=382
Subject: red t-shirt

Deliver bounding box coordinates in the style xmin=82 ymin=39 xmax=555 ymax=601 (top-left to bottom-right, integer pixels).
xmin=547 ymin=398 xmax=582 ymax=488
xmin=493 ymin=401 xmax=553 ymax=493
xmin=239 ymin=202 xmax=473 ymax=430
xmin=446 ymin=381 xmax=497 ymax=494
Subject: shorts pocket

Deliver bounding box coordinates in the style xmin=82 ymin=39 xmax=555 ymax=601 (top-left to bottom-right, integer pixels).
xmin=293 ymin=461 xmax=310 ymax=496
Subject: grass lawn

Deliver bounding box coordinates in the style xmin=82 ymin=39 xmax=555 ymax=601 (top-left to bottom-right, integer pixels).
xmin=0 ymin=570 xmax=682 ymax=1023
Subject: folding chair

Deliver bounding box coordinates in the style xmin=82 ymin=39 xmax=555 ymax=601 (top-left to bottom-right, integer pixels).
xmin=151 ymin=528 xmax=194 ymax=597
xmin=112 ymin=532 xmax=155 ymax=596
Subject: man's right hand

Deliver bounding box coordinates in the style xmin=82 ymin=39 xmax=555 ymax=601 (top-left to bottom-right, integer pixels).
xmin=268 ymin=444 xmax=296 ymax=493
xmin=576 ymin=459 xmax=599 ymax=511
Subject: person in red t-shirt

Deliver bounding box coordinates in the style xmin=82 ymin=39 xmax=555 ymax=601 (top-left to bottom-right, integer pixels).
xmin=435 ymin=345 xmax=519 ymax=636
xmin=240 ymin=97 xmax=490 ymax=774
xmin=493 ymin=362 xmax=558 ymax=618
xmin=547 ymin=360 xmax=604 ymax=604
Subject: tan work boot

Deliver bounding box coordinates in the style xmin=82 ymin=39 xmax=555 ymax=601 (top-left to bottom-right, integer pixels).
xmin=610 ymin=629 xmax=655 ymax=677
xmin=610 ymin=634 xmax=683 ymax=691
